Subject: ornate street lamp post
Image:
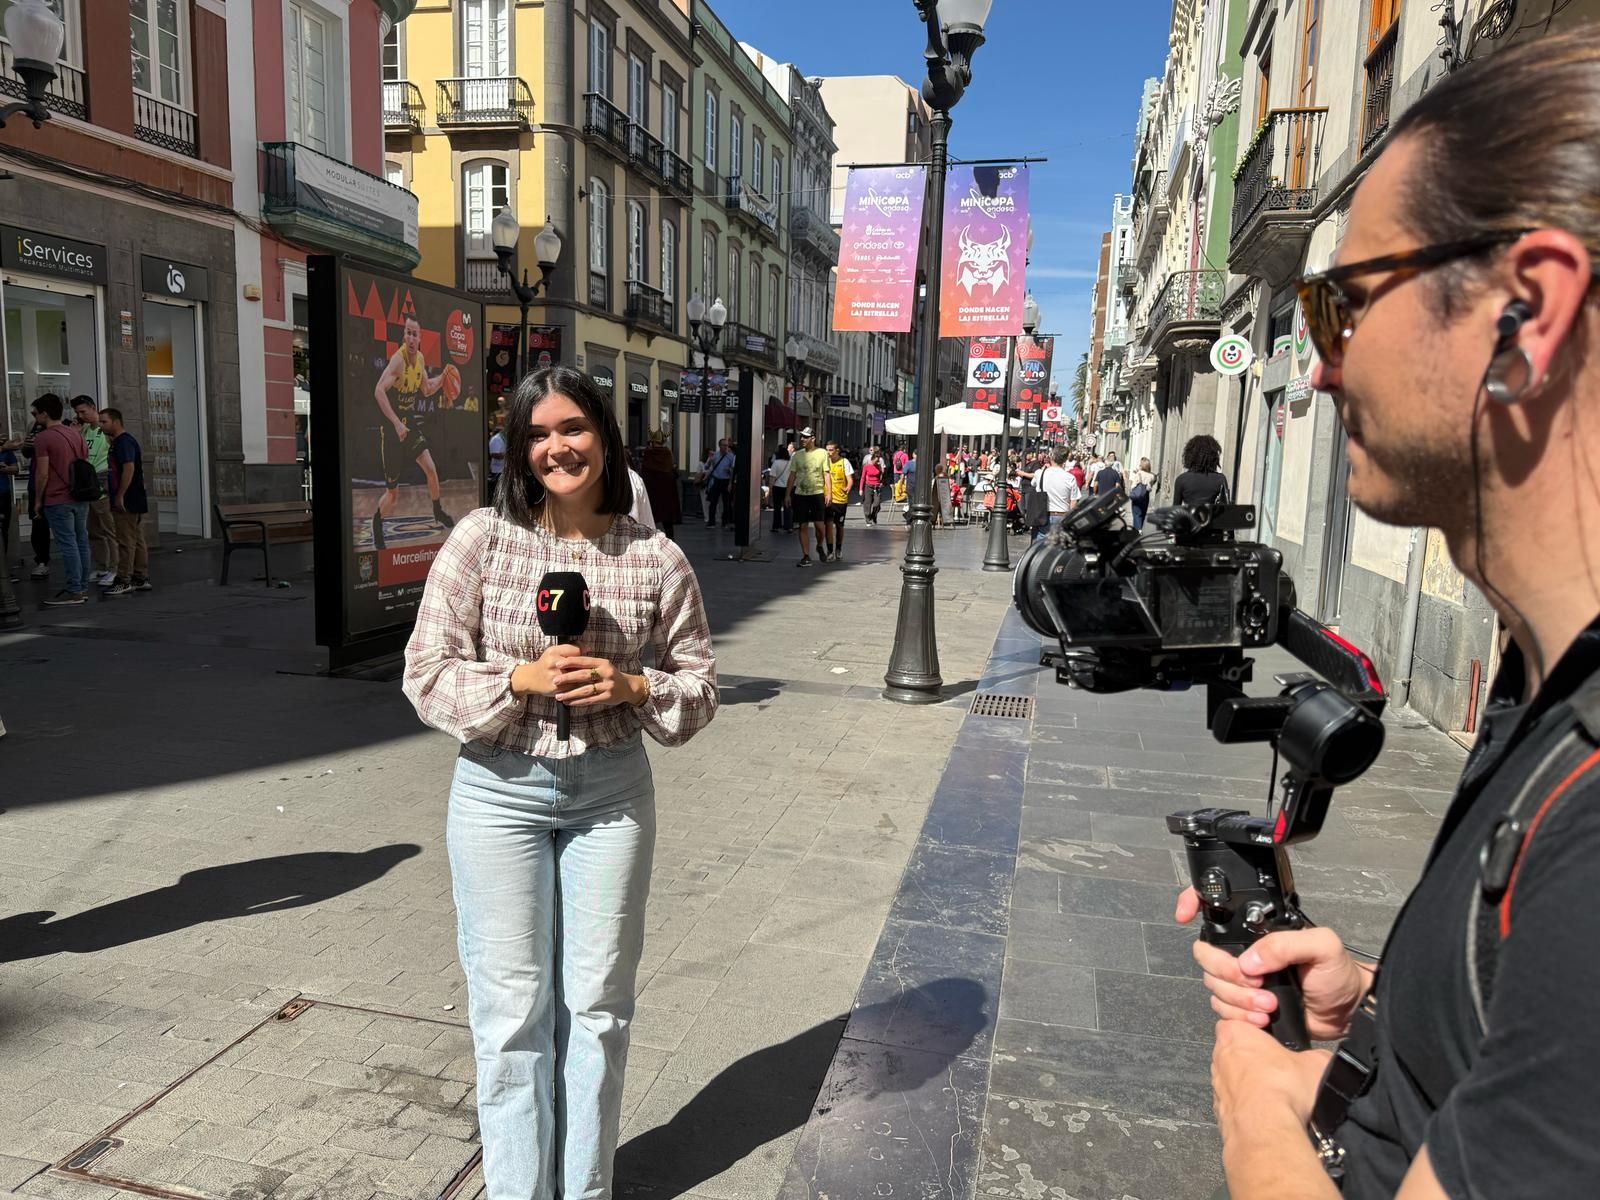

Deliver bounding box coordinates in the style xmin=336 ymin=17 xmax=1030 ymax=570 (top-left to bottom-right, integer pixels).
xmin=784 ymin=334 xmax=810 ymax=439
xmin=983 ymin=290 xmax=1041 ymax=571
xmin=491 ymin=209 xmax=562 ymax=379
xmin=687 ymin=290 xmax=729 ymax=437
xmin=884 ymin=0 xmax=992 ymax=704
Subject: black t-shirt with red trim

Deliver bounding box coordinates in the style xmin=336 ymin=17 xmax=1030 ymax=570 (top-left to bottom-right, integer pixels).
xmin=1338 ymin=614 xmax=1600 ymax=1198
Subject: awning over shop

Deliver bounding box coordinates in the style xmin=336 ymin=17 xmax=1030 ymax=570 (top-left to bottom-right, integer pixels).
xmin=764 ymin=400 xmax=797 ymax=429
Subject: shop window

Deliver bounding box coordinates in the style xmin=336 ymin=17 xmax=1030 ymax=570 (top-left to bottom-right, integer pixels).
xmin=130 ymin=0 xmax=190 ymax=108
xmin=4 ymin=281 xmax=99 ymax=440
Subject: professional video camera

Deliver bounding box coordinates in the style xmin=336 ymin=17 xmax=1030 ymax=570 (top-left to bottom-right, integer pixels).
xmin=1013 ymin=493 xmax=1387 ymax=1049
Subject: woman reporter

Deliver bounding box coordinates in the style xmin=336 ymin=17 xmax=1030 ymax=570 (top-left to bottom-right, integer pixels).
xmin=403 ymin=365 xmax=717 ymax=1199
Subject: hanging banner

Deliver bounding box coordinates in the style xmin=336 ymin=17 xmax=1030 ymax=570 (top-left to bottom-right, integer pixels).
xmin=1010 ymin=335 xmax=1054 ymax=411
xmin=940 ymin=164 xmax=1029 ymax=338
xmin=964 ymin=335 xmax=1009 ymax=409
xmin=832 ymin=166 xmax=927 ymax=332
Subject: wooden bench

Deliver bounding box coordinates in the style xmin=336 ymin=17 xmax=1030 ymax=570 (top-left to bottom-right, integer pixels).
xmin=213 ymin=502 xmax=313 ymax=585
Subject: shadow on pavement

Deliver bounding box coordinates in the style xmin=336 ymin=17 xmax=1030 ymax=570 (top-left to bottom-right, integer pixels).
xmin=614 ymin=977 xmax=985 ymax=1199
xmin=0 ymin=845 xmax=421 ymax=967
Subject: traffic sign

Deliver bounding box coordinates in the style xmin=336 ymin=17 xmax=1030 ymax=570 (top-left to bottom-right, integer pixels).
xmin=1210 ymin=334 xmax=1253 ymax=376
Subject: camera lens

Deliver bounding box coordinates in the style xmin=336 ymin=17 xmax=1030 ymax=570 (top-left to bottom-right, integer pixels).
xmin=1012 ymin=538 xmax=1060 ymax=637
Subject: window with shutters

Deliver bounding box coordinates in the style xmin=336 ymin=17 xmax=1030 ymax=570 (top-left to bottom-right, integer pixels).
xmin=702 ymin=229 xmax=716 ymax=302
xmin=661 ymin=82 xmax=678 ymax=152
xmin=464 ymin=161 xmax=510 ymax=259
xmin=704 ymin=90 xmax=718 ymax=174
xmin=385 ymin=160 xmax=405 ymax=188
xmin=661 ymin=219 xmax=677 ymax=303
xmin=287 ymin=2 xmax=330 ymax=153
xmin=381 ymin=21 xmax=401 ymax=82
xmin=589 ymin=18 xmax=610 ymax=97
xmin=769 ymin=271 xmax=780 ymax=338
xmin=730 ymin=112 xmax=742 ymax=180
xmin=590 ymin=179 xmax=610 ymax=283
xmin=728 ymin=245 xmax=741 ymax=322
xmin=753 ymin=138 xmax=764 ymax=194
xmin=628 ymin=54 xmax=647 ymax=124
xmin=627 ymin=201 xmax=646 ymax=283
xmin=771 ymin=154 xmax=782 ymax=208
xmin=749 ymin=257 xmax=761 ymax=328
xmin=130 ymin=0 xmax=189 ymax=107
xmin=463 ymin=0 xmax=508 ymax=79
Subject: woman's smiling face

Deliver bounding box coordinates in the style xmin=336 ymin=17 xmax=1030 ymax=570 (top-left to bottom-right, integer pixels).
xmin=527 ymin=391 xmax=603 ymax=506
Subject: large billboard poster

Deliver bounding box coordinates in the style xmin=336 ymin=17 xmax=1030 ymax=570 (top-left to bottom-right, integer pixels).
xmin=965 ymin=335 xmax=1010 ymax=409
xmin=939 ymin=165 xmax=1030 ymax=338
xmin=309 ymin=258 xmax=486 ymax=664
xmin=832 ymin=166 xmax=927 ymax=332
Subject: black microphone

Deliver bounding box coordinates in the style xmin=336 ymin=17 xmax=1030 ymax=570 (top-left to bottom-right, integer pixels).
xmin=534 ymin=570 xmax=592 ymax=742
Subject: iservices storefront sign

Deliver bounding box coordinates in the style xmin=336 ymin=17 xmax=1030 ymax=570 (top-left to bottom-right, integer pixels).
xmin=1 ymin=225 xmax=107 ymax=285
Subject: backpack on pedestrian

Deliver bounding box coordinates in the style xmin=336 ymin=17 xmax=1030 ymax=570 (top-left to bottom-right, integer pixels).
xmin=68 ymin=453 xmax=103 ymax=503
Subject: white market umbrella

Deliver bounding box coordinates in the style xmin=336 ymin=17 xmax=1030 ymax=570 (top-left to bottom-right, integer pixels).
xmin=884 ymin=403 xmax=1025 ymax=436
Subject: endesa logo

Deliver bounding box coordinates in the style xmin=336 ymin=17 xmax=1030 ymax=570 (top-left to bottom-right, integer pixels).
xmin=536 ymin=587 xmax=592 ymax=613
xmin=972 ymin=361 xmax=1002 ymax=384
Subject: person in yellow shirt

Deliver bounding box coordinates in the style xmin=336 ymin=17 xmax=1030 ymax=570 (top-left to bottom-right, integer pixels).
xmin=785 ymin=427 xmax=830 ymax=566
xmin=372 ymin=315 xmax=450 ymax=550
xmin=823 ymin=441 xmax=855 ymax=562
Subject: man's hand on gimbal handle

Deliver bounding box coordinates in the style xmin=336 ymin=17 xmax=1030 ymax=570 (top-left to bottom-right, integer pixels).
xmin=1176 ymin=888 xmax=1376 ymax=1042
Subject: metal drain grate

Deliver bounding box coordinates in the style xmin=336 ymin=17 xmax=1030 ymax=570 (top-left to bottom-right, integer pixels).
xmin=970 ymin=692 xmax=1034 ymax=719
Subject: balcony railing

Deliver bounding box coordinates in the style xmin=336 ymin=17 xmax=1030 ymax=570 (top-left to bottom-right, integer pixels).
xmin=583 ymin=92 xmax=630 ymax=155
xmin=589 ymin=270 xmax=609 ymax=308
xmin=790 ymin=208 xmax=841 ymax=263
xmin=1148 ymin=270 xmax=1224 ymax=349
xmin=437 ymin=77 xmax=535 ymax=128
xmin=0 ymin=41 xmax=86 ymax=121
xmin=464 ymin=259 xmax=513 ymax=298
xmin=626 ymin=122 xmax=666 ymax=177
xmin=661 ymin=147 xmax=693 ymax=196
xmin=726 ymin=176 xmax=780 ymax=239
xmin=1361 ymin=24 xmax=1398 ymax=154
xmin=382 ymin=80 xmax=425 ymax=132
xmin=1117 ymin=262 xmax=1139 ymax=295
xmin=725 ymin=321 xmax=777 ymax=369
xmin=260 ymin=141 xmax=420 ymax=269
xmin=625 ymin=280 xmax=675 ymax=333
xmin=134 ymin=92 xmax=197 ymax=157
xmin=797 ymin=333 xmax=841 ymax=375
xmin=1133 ymin=170 xmax=1169 ymax=269
xmin=1231 ymin=108 xmax=1328 ymax=239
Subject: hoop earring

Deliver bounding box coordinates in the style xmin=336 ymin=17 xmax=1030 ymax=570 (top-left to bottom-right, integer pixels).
xmin=1485 ymin=346 xmax=1539 ymax=405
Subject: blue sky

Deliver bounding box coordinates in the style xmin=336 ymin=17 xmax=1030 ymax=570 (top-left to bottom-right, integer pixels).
xmin=718 ymin=0 xmax=1173 ymax=383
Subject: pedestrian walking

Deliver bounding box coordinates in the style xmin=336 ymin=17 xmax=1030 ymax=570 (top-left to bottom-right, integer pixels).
xmin=29 ymin=394 xmax=92 ymax=607
xmin=1172 ymin=434 xmax=1230 ymax=509
xmin=1033 ymin=448 xmax=1081 ymax=540
xmin=787 ymin=427 xmax=830 ymax=566
xmin=767 ymin=443 xmax=793 ymax=532
xmin=701 ymin=439 xmax=735 ymax=528
xmin=72 ymin=397 xmax=117 ymax=587
xmin=1093 ymin=451 xmax=1124 ymax=498
xmin=1126 ymin=456 xmax=1158 ymax=530
xmin=823 ymin=440 xmax=854 ymax=560
xmin=901 ymin=449 xmax=919 ymax=522
xmin=403 ymin=365 xmax=717 ymax=1200
xmin=99 ymin=408 xmax=151 ymax=595
xmin=19 ymin=409 xmax=49 ymax=579
xmin=639 ymin=431 xmax=681 ymax=540
xmin=858 ymin=447 xmax=885 ymax=525
xmin=892 ymin=445 xmax=909 ymax=504
xmin=489 ymin=423 xmax=507 ymax=482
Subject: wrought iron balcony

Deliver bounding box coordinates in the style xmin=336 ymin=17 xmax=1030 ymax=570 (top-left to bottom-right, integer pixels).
xmin=626 ymin=122 xmax=666 ymax=179
xmin=1148 ymin=270 xmax=1224 ymax=356
xmin=261 ymin=141 xmax=420 ymax=270
xmin=786 ymin=331 xmax=840 ymax=376
xmin=583 ymin=92 xmax=630 ymax=157
xmin=625 ymin=280 xmax=675 ymax=334
xmin=725 ymin=321 xmax=777 ymax=370
xmin=436 ymin=77 xmax=534 ymax=129
xmin=464 ymin=258 xmax=513 ymax=299
xmin=661 ymin=148 xmax=693 ymax=197
xmin=0 ymin=41 xmax=86 ymax=120
xmin=1230 ymin=107 xmax=1328 ymax=284
xmin=726 ymin=176 xmax=779 ymax=241
xmin=1133 ymin=170 xmax=1169 ymax=271
xmin=1361 ymin=24 xmax=1398 ymax=154
xmin=1117 ymin=262 xmax=1139 ymax=296
xmin=790 ymin=207 xmax=841 ymax=263
xmin=382 ymin=80 xmax=425 ymax=132
xmin=134 ymin=92 xmax=197 ymax=157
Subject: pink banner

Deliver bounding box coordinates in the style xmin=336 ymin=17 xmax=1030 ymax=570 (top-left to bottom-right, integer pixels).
xmin=832 ymin=166 xmax=927 ymax=332
xmin=939 ymin=165 xmax=1029 ymax=338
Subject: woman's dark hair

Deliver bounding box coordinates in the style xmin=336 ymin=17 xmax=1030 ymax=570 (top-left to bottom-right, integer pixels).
xmin=496 ymin=365 xmax=632 ymax=530
xmin=774 ymin=443 xmax=791 ymax=460
xmin=1182 ymin=434 xmax=1222 ymax=474
xmin=1388 ymin=24 xmax=1600 ymax=320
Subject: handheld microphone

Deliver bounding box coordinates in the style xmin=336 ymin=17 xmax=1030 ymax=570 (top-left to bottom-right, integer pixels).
xmin=534 ymin=570 xmax=592 ymax=742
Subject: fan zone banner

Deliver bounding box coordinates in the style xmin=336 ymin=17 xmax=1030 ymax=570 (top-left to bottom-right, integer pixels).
xmin=964 ymin=335 xmax=1010 ymax=409
xmin=832 ymin=166 xmax=927 ymax=332
xmin=939 ymin=164 xmax=1029 ymax=338
xmin=1010 ymin=335 xmax=1054 ymax=411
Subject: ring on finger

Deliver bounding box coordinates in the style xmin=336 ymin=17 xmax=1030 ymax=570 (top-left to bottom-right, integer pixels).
xmin=589 ymin=667 xmax=601 ymax=683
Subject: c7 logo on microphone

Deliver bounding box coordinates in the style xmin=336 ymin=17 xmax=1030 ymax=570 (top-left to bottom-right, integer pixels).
xmin=536 ymin=589 xmax=591 ymax=612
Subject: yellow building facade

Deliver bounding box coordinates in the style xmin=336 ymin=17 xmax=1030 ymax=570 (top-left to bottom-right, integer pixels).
xmin=382 ymin=0 xmax=693 ymax=458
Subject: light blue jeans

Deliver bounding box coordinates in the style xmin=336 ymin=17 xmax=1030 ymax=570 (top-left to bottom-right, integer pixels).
xmin=448 ymin=732 xmax=656 ymax=1200
xmin=43 ymin=501 xmax=90 ymax=594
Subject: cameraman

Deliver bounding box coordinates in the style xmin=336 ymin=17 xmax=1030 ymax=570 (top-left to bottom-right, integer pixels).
xmin=1178 ymin=28 xmax=1600 ymax=1200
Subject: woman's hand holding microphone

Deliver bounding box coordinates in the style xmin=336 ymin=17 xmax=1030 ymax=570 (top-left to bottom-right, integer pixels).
xmin=511 ymin=644 xmax=648 ymax=709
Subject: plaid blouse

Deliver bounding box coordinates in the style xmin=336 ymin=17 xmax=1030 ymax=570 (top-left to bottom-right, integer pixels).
xmin=403 ymin=508 xmax=717 ymax=758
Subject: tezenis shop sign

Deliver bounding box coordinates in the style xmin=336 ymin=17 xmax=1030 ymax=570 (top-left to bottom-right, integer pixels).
xmin=1 ymin=225 xmax=107 ymax=285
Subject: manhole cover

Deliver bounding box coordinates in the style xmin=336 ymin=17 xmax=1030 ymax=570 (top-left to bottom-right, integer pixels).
xmin=970 ymin=692 xmax=1034 ymax=719
xmin=51 ymin=996 xmax=484 ymax=1200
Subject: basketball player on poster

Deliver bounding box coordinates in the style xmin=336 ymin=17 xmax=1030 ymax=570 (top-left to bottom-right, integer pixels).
xmin=371 ymin=314 xmax=463 ymax=549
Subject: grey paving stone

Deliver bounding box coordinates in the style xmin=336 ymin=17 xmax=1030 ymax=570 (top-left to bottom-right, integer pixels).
xmin=997 ymin=960 xmax=1097 ymax=1028
xmin=848 ymin=920 xmax=1003 ymax=1061
xmin=989 ymin=1019 xmax=1215 ymax=1121
xmin=885 ymin=843 xmax=1013 ymax=935
xmin=748 ymin=897 xmax=887 ymax=959
xmin=1142 ymin=921 xmax=1202 ymax=979
xmin=1088 ymin=810 xmax=1183 ymax=849
xmin=1058 ymin=873 xmax=1188 ymax=923
xmin=1009 ymin=868 xmax=1059 ymax=913
xmin=978 ymin=1094 xmax=1222 ymax=1200
xmin=1017 ymin=837 xmax=1181 ymax=885
xmin=1094 ymin=969 xmax=1214 ymax=1043
xmin=1005 ymin=908 xmax=1148 ymax=973
xmin=711 ymin=944 xmax=864 ymax=1016
xmin=1017 ymin=805 xmax=1094 ymax=843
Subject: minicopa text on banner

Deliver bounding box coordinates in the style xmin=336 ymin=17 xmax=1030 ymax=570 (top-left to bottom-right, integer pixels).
xmin=832 ymin=165 xmax=927 ymax=332
xmin=940 ymin=164 xmax=1029 ymax=338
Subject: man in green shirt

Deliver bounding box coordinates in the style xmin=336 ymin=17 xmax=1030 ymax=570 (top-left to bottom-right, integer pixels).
xmin=72 ymin=396 xmax=117 ymax=587
xmin=786 ymin=426 xmax=831 ymax=567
